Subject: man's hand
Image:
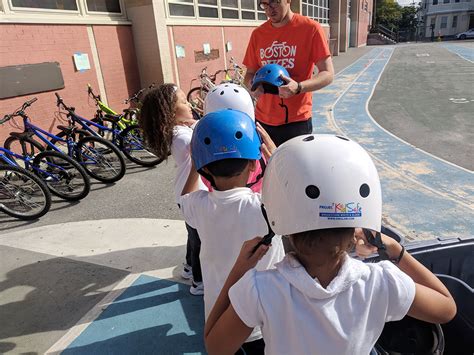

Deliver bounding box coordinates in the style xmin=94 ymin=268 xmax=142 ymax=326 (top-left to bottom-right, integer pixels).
xmin=250 ymin=85 xmax=264 ymax=100
xmin=278 ymin=74 xmax=299 ymax=99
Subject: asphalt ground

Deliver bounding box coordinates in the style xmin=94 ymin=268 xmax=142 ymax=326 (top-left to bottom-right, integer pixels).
xmin=0 ymin=43 xmax=472 ymax=354
xmin=369 ymin=41 xmax=474 ymax=171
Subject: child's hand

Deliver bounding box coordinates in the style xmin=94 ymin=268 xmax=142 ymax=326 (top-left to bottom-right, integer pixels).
xmin=251 ymin=85 xmax=264 ymax=100
xmin=354 ymin=228 xmax=378 ymax=259
xmin=257 ymin=122 xmax=277 ymax=161
xmin=231 ymin=237 xmax=269 ymax=277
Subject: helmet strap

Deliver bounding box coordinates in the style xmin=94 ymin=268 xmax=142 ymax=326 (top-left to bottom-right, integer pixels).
xmin=279 ymin=99 xmax=289 ymax=124
xmin=252 ymin=204 xmax=276 ymax=253
xmin=246 ymin=157 xmax=267 ymax=189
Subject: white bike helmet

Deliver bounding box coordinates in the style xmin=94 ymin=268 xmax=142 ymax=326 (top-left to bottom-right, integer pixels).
xmin=204 ymin=83 xmax=255 ymax=120
xmin=262 ymin=134 xmax=382 ymax=236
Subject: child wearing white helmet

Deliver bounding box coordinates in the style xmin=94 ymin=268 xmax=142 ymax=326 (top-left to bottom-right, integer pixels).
xmin=180 ymin=109 xmax=284 ymax=355
xmin=204 ymin=134 xmax=456 ymax=355
xmin=204 ymin=83 xmax=266 ymax=193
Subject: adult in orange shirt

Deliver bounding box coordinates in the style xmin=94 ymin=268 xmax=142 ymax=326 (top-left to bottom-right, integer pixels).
xmin=243 ymin=0 xmax=334 ymax=146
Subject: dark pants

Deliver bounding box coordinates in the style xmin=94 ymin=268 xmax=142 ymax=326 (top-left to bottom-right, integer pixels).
xmin=235 ymin=338 xmax=265 ymax=355
xmin=185 ymin=223 xmax=202 ymax=283
xmin=257 ymin=118 xmax=313 ymax=147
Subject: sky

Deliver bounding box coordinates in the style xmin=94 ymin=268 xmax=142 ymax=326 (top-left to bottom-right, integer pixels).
xmin=397 ymin=0 xmax=417 ymax=6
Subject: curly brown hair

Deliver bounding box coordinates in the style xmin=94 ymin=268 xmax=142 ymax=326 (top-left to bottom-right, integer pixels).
xmin=139 ymin=84 xmax=177 ymax=160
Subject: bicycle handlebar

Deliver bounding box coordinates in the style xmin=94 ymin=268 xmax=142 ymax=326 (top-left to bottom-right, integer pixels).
xmin=124 ymin=82 xmax=156 ymax=104
xmin=55 ymin=92 xmax=75 ymax=113
xmin=1 ymin=97 xmax=38 ymax=123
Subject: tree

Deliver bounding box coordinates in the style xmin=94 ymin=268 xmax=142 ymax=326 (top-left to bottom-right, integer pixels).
xmin=376 ymin=0 xmax=402 ymax=31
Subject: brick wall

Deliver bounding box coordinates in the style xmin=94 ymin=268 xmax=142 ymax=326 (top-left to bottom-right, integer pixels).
xmin=93 ymin=25 xmax=141 ymax=110
xmin=357 ymin=1 xmax=373 ymax=47
xmin=0 ymin=24 xmax=140 ymax=145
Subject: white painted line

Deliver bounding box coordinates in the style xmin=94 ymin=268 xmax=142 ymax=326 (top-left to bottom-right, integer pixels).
xmin=45 ymin=273 xmax=141 ymax=354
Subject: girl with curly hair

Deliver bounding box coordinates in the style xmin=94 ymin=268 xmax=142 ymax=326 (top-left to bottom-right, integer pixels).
xmin=140 ymin=84 xmax=207 ymax=295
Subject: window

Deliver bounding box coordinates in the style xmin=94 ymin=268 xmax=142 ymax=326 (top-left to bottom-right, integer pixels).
xmin=168 ymin=0 xmax=195 ymax=17
xmin=167 ymin=0 xmax=266 ymax=20
xmin=86 ymin=0 xmax=121 ymax=13
xmin=443 ymin=0 xmax=449 ymax=3
xmin=452 ymin=15 xmax=457 ymax=27
xmin=432 ymin=0 xmax=438 ymax=4
xmin=430 ymin=17 xmax=436 ymax=27
xmin=440 ymin=16 xmax=447 ymax=28
xmin=301 ymin=0 xmax=329 ymax=24
xmin=11 ymin=0 xmax=78 ymax=10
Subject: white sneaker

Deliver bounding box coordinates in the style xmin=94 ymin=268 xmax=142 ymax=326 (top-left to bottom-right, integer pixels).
xmin=190 ymin=281 xmax=204 ymax=296
xmin=181 ymin=264 xmax=193 ymax=280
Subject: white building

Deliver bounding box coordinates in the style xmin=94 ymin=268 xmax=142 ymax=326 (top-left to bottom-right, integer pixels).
xmin=419 ymin=0 xmax=474 ymax=38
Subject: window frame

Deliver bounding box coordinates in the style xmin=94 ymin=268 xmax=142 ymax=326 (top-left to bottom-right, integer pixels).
xmin=301 ymin=0 xmax=329 ymax=25
xmin=166 ymin=0 xmax=267 ymax=22
xmin=8 ymin=0 xmax=81 ymax=14
xmin=84 ymin=0 xmax=124 ymax=16
xmin=440 ymin=15 xmax=447 ymax=28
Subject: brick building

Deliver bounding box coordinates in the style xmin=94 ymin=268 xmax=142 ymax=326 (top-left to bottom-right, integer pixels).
xmin=0 ymin=0 xmax=373 ymax=143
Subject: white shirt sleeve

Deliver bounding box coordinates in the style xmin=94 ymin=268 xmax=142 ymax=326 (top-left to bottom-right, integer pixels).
xmin=380 ymin=261 xmax=416 ymax=322
xmin=171 ymin=130 xmax=191 ymax=160
xmin=228 ymin=269 xmax=264 ymax=328
xmin=179 ymin=192 xmax=200 ymax=229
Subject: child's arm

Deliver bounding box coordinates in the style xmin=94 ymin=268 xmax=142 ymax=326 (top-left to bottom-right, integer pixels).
xmin=181 ymin=159 xmax=200 ymax=196
xmin=256 ymin=122 xmax=277 ymax=161
xmin=204 ymin=237 xmax=269 ymax=355
xmin=355 ymin=229 xmax=456 ymax=324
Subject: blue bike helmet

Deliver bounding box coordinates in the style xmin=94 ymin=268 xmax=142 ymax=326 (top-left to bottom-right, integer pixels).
xmin=251 ymin=64 xmax=290 ymax=95
xmin=191 ymin=109 xmax=262 ymax=172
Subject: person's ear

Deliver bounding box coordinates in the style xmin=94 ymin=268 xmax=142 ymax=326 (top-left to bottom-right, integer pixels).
xmin=249 ymin=160 xmax=257 ymax=172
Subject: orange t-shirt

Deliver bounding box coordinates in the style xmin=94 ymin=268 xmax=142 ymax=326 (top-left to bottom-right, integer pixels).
xmin=243 ymin=14 xmax=331 ymax=126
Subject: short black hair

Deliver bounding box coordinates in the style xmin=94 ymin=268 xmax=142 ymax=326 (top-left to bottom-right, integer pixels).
xmin=204 ymin=158 xmax=250 ymax=177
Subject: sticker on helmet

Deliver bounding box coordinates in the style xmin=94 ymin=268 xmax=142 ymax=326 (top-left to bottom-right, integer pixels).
xmin=319 ymin=203 xmax=362 ymax=220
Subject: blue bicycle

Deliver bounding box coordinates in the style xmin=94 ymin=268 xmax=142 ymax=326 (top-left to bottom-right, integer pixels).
xmin=3 ymin=98 xmax=126 ymax=184
xmin=0 ymin=152 xmax=51 ymax=220
xmin=55 ymin=93 xmax=162 ymax=167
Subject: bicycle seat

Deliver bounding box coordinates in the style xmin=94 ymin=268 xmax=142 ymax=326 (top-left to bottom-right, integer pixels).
xmin=9 ymin=131 xmax=35 ymax=139
xmin=104 ymin=113 xmax=122 ymax=123
xmin=57 ymin=125 xmax=75 ymax=135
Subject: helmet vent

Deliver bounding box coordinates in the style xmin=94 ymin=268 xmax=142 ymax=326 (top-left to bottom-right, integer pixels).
xmin=305 ymin=185 xmax=320 ymax=199
xmin=336 ymin=135 xmax=349 ymax=141
xmin=220 ymin=91 xmax=225 ymax=95
xmin=234 ymin=89 xmax=239 ymax=93
xmin=360 ymin=184 xmax=370 ymax=198
xmin=212 ymin=88 xmax=217 ymax=93
xmin=225 ymin=84 xmax=229 ymax=87
xmin=204 ymin=137 xmax=211 ymax=145
xmin=302 ymin=136 xmax=314 ymax=142
xmin=266 ymin=70 xmax=271 ymax=74
xmin=235 ymin=131 xmax=243 ymax=139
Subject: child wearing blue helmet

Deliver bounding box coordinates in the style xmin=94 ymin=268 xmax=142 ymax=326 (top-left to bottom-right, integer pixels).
xmin=180 ymin=109 xmax=285 ymax=355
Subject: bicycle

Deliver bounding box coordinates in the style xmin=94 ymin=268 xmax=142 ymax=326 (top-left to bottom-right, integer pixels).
xmin=88 ymin=83 xmax=154 ymax=131
xmin=0 ymin=156 xmax=51 ymax=220
xmin=3 ymin=98 xmax=126 ymax=184
xmin=228 ymin=57 xmax=245 ymax=85
xmin=54 ymin=93 xmax=163 ymax=167
xmin=187 ymin=67 xmax=220 ymax=115
xmin=1 ymin=114 xmax=90 ymax=201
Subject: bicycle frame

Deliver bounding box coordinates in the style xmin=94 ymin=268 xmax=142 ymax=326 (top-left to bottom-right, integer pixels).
xmin=0 ymin=147 xmax=69 ymax=183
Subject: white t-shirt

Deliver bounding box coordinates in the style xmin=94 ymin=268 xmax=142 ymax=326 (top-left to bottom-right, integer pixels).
xmin=229 ymin=254 xmax=416 ymax=355
xmin=171 ymin=125 xmax=206 ymax=204
xmin=180 ymin=188 xmax=285 ymax=342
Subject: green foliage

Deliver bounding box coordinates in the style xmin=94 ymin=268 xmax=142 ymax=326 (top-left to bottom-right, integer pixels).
xmin=376 ymin=0 xmax=418 ymax=32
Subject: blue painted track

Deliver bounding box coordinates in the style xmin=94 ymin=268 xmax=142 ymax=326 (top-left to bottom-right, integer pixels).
xmin=64 ymin=275 xmax=206 ymax=354
xmin=442 ymin=43 xmax=474 ymax=62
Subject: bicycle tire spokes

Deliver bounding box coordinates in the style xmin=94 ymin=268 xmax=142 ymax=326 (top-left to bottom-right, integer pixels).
xmin=78 ymin=137 xmax=125 ymax=183
xmin=0 ymin=170 xmax=48 ymax=217
xmin=120 ymin=126 xmax=162 ymax=166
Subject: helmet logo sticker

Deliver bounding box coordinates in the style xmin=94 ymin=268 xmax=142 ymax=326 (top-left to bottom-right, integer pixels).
xmin=319 ymin=202 xmax=362 ymax=220
xmin=214 ymin=144 xmax=238 ymax=155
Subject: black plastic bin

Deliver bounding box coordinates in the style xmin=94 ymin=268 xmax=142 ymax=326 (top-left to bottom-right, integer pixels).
xmin=368 ymin=229 xmax=474 ymax=354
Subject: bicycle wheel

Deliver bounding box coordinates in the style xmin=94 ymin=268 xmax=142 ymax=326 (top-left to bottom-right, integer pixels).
xmin=187 ymin=87 xmax=208 ymax=115
xmin=76 ymin=136 xmax=126 ymax=183
xmin=0 ymin=165 xmax=51 ymax=220
xmin=4 ymin=135 xmax=44 ymax=168
xmin=120 ymin=125 xmax=163 ymax=167
xmin=32 ymin=151 xmax=91 ymax=201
